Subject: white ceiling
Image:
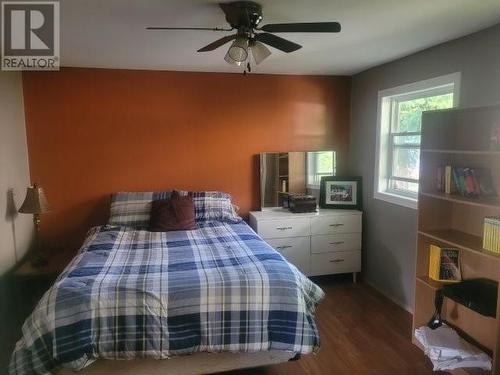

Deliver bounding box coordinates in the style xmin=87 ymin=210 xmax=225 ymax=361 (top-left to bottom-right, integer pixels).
xmin=61 ymin=0 xmax=500 ymax=75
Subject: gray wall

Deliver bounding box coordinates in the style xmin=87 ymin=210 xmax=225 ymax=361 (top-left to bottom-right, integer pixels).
xmin=349 ymin=24 xmax=500 ymax=310
xmin=0 ymin=72 xmax=33 ymax=275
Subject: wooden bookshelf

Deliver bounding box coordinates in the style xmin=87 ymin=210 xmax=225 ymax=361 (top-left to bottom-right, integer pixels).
xmin=416 ymin=274 xmax=444 ymax=290
xmin=420 ymin=191 xmax=500 ymax=209
xmin=418 ymin=229 xmax=500 ymax=259
xmin=422 ymin=149 xmax=500 ymax=156
xmin=413 ymin=105 xmax=500 ymax=375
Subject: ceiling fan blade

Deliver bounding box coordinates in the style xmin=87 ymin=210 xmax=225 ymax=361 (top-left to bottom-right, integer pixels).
xmin=260 ymin=22 xmax=341 ymax=33
xmin=146 ymin=26 xmax=232 ymax=31
xmin=197 ymin=34 xmax=237 ymax=52
xmin=255 ymin=33 xmax=301 ymax=53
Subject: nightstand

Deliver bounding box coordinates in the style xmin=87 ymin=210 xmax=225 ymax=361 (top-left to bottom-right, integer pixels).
xmin=11 ymin=249 xmax=75 ymax=314
xmin=0 ymin=250 xmax=75 ymax=370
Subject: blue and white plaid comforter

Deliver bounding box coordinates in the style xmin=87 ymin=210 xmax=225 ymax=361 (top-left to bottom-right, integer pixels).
xmin=10 ymin=221 xmax=324 ymax=374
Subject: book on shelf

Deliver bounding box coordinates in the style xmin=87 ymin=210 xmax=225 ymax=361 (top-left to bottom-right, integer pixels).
xmin=436 ymin=165 xmax=496 ymax=197
xmin=491 ymin=122 xmax=500 ymax=151
xmin=444 ymin=166 xmax=454 ymax=194
xmin=436 ymin=167 xmax=443 ymax=192
xmin=474 ymin=168 xmax=496 ymax=196
xmin=428 ymin=245 xmax=462 ymax=283
xmin=483 ymin=216 xmax=500 ymax=255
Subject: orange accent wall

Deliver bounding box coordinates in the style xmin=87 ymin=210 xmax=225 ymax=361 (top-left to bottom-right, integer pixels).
xmin=22 ymin=68 xmax=350 ymax=251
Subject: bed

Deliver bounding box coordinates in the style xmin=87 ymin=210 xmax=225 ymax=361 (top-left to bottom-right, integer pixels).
xmin=9 ymin=192 xmax=324 ymax=375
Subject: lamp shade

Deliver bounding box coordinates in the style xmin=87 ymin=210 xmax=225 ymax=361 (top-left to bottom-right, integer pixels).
xmin=224 ymin=35 xmax=248 ymax=66
xmin=18 ymin=184 xmax=50 ymax=214
xmin=249 ymin=40 xmax=271 ymax=65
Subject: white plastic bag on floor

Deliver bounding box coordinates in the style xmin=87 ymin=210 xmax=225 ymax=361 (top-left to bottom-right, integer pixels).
xmin=415 ymin=325 xmax=491 ymax=371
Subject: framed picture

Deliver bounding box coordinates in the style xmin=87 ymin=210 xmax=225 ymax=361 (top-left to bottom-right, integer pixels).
xmin=319 ymin=176 xmax=362 ymax=210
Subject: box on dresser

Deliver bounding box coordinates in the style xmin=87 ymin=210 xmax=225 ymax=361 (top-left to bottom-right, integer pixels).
xmin=249 ymin=208 xmax=362 ymax=282
xmin=288 ymin=194 xmax=317 ymax=213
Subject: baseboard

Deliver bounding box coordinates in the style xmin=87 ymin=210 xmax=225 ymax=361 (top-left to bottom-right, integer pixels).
xmin=364 ymin=278 xmax=414 ymax=314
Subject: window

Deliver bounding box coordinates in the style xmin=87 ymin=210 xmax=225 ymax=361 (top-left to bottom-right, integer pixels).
xmin=374 ymin=73 xmax=460 ymax=209
xmin=306 ymin=151 xmax=336 ymax=188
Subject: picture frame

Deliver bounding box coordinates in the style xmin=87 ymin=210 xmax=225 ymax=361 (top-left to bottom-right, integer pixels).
xmin=319 ymin=176 xmax=362 ymax=210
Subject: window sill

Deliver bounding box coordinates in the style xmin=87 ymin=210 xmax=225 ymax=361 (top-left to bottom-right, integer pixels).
xmin=374 ymin=191 xmax=417 ymax=210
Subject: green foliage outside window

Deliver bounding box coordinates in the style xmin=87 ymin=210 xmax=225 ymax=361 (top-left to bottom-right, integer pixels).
xmin=396 ymin=93 xmax=454 ymax=133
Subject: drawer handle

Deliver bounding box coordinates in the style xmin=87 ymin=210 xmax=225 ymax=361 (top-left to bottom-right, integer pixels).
xmin=329 ymin=223 xmax=344 ymax=227
xmin=330 ymin=241 xmax=345 ymax=245
xmin=276 ymin=245 xmax=292 ymax=250
xmin=329 ymin=259 xmax=345 ymax=263
xmin=276 ymin=226 xmax=293 ymax=231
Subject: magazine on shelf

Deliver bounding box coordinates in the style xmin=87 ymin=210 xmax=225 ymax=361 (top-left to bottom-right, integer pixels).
xmin=429 ymin=245 xmax=462 ymax=283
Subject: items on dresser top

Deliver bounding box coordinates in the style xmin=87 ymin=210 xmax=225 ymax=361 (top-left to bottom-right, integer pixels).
xmin=319 ymin=176 xmax=362 ymax=210
xmin=285 ymin=193 xmax=317 ymax=213
xmin=250 ymin=208 xmax=362 ymax=281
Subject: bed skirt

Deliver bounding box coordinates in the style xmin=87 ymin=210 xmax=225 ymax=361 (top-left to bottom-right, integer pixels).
xmin=58 ymin=350 xmax=296 ymax=375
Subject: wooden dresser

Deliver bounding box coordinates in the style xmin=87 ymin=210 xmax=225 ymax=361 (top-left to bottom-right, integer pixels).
xmin=249 ymin=208 xmax=362 ymax=281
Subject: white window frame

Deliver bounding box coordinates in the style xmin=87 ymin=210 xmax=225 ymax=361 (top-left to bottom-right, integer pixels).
xmin=374 ymin=73 xmax=461 ymax=209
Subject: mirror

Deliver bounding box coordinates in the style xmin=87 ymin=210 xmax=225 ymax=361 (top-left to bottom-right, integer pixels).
xmin=260 ymin=151 xmax=336 ymax=208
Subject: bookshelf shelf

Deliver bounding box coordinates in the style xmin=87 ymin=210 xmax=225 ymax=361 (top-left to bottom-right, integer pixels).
xmin=413 ymin=105 xmax=500 ymax=375
xmin=422 ymin=149 xmax=500 ymax=156
xmin=420 ymin=191 xmax=500 ymax=209
xmin=416 ymin=275 xmax=443 ymax=290
xmin=418 ymin=229 xmax=500 ymax=260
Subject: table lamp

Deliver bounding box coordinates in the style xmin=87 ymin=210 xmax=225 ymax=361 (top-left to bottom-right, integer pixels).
xmin=18 ymin=183 xmax=51 ymax=266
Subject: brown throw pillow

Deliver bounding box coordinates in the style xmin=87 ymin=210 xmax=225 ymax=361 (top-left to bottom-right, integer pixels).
xmin=149 ymin=193 xmax=197 ymax=232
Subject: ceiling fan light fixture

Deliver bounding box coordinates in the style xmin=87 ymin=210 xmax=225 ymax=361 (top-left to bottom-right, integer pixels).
xmin=250 ymin=40 xmax=271 ymax=65
xmin=224 ymin=50 xmax=242 ymax=66
xmin=225 ymin=35 xmax=248 ymax=65
xmin=147 ymin=1 xmax=342 ymax=69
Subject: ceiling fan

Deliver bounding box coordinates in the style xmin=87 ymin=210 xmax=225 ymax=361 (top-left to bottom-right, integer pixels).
xmin=147 ymin=1 xmax=341 ymax=70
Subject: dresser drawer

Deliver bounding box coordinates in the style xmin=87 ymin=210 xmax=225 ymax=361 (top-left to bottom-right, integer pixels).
xmin=257 ymin=218 xmax=310 ymax=239
xmin=266 ymin=237 xmax=310 ymax=275
xmin=310 ymin=250 xmax=361 ymax=276
xmin=311 ymin=214 xmax=361 ymax=235
xmin=311 ymin=233 xmax=361 ymax=254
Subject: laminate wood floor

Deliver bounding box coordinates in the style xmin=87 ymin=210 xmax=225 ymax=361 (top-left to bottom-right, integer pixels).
xmin=223 ymin=276 xmax=443 ymax=375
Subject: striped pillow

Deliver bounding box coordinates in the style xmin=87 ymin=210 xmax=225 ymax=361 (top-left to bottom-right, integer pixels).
xmin=109 ymin=191 xmax=172 ymax=228
xmin=178 ymin=191 xmax=242 ymax=223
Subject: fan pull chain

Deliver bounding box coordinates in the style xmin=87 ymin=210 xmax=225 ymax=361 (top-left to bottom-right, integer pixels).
xmin=243 ymin=61 xmax=251 ymax=75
